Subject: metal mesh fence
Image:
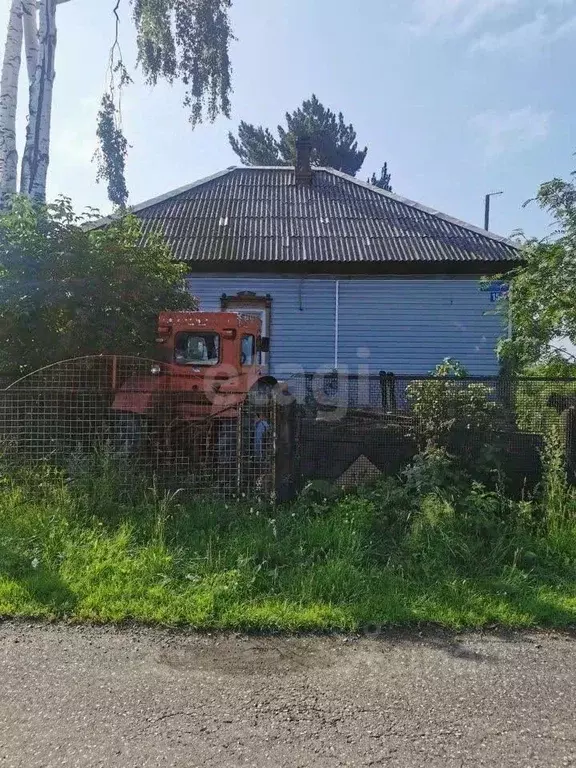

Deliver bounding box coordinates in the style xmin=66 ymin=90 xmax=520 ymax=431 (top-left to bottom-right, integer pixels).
xmin=289 ymin=372 xmax=576 ymax=493
xmin=0 ymin=356 xmax=297 ymax=502
xmin=1 ymin=362 xmax=576 ymax=500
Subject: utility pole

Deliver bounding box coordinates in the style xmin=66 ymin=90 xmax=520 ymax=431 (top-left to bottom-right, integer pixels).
xmin=484 ymin=191 xmax=503 ymax=231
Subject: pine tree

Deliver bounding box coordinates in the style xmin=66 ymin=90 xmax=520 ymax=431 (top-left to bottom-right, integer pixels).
xmin=229 ymin=94 xmax=369 ymax=176
xmin=368 ymin=163 xmax=392 ymax=192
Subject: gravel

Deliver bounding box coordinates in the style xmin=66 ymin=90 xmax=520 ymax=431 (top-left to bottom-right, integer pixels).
xmin=1 ymin=622 xmax=575 ymax=767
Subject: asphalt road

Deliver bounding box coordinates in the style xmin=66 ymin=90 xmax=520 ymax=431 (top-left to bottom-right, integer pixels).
xmin=1 ymin=622 xmax=575 ymax=767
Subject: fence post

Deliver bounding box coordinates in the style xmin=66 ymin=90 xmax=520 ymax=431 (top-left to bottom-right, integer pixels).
xmin=379 ymin=371 xmax=396 ymax=412
xmin=388 ymin=373 xmax=397 ymax=412
xmin=274 ymin=397 xmax=300 ymax=502
xmin=563 ymin=407 xmax=576 ymax=484
xmin=111 ymin=355 xmax=117 ymax=391
xmin=379 ymin=371 xmax=388 ymax=411
xmin=236 ymin=406 xmax=244 ymax=497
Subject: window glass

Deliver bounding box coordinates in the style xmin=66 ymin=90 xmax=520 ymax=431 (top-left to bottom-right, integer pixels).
xmin=241 ymin=335 xmax=255 ymax=366
xmin=174 ymin=333 xmax=220 ymax=365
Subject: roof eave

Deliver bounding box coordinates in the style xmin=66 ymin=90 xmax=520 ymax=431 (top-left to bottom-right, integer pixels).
xmin=321 ymin=167 xmax=520 ymax=250
xmin=84 ymin=167 xmax=239 ymax=230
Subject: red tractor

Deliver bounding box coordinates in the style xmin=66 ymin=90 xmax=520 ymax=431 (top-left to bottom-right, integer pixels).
xmin=109 ymin=311 xmax=296 ymax=497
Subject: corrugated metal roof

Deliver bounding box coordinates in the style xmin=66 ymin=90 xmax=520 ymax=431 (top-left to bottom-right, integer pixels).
xmin=132 ymin=167 xmax=520 ymax=264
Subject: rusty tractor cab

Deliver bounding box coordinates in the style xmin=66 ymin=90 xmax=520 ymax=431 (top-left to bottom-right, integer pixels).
xmin=109 ymin=312 xmax=296 ymax=499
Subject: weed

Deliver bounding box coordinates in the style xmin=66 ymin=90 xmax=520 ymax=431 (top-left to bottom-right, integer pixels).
xmin=1 ymin=452 xmax=576 ymax=630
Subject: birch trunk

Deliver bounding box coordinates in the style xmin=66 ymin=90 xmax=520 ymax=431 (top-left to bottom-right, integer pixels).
xmin=28 ymin=0 xmax=57 ymax=201
xmin=0 ymin=0 xmax=24 ymax=203
xmin=20 ymin=0 xmax=57 ymax=200
xmin=20 ymin=0 xmax=70 ymax=200
xmin=22 ymin=0 xmax=39 ymax=83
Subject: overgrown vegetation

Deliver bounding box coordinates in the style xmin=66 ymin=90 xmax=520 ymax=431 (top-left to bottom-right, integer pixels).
xmin=1 ymin=439 xmax=576 ymax=630
xmin=406 ymin=359 xmax=506 ymax=480
xmin=501 ymin=168 xmax=576 ymax=370
xmin=0 ymin=197 xmax=194 ymax=374
xmin=515 ymin=354 xmax=576 ymax=434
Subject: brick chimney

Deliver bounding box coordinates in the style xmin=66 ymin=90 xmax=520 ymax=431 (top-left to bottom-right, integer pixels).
xmin=295 ymin=136 xmax=313 ymax=186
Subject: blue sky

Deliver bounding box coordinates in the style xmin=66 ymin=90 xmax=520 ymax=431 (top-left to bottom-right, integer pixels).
xmin=2 ymin=0 xmax=575 ymax=238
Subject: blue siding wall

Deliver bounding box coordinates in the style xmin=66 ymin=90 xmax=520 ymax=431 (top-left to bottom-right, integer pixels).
xmin=188 ymin=274 xmax=503 ymax=376
xmin=337 ymin=278 xmax=503 ymax=375
xmin=187 ymin=276 xmax=336 ymax=373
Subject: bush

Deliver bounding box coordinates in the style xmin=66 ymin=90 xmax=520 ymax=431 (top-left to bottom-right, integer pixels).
xmin=515 ymin=355 xmax=576 ymax=434
xmin=406 ymin=358 xmax=504 ymax=478
xmin=0 ymin=197 xmax=195 ymax=375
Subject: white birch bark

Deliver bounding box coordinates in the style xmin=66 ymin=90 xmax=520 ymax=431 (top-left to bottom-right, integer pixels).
xmin=20 ymin=0 xmax=48 ymax=199
xmin=20 ymin=0 xmax=70 ymax=201
xmin=22 ymin=0 xmax=39 ymax=83
xmin=0 ymin=0 xmax=24 ymax=202
xmin=28 ymin=0 xmax=57 ymax=200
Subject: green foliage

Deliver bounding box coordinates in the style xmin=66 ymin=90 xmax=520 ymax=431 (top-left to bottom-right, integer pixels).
xmin=94 ymin=93 xmax=129 ymax=209
xmin=514 ymin=354 xmax=576 ymax=433
xmin=500 ymin=169 xmax=576 ymax=369
xmin=368 ymin=162 xmax=392 ymax=191
xmin=131 ymin=0 xmax=233 ymax=127
xmin=0 ymin=197 xmax=195 ymax=374
xmin=539 ymin=422 xmax=576 ymax=538
xmin=406 ymin=359 xmax=502 ymax=469
xmin=229 ymin=94 xmax=371 ymax=176
xmin=403 ymin=445 xmax=469 ymax=497
xmin=2 ymin=447 xmax=576 ymax=629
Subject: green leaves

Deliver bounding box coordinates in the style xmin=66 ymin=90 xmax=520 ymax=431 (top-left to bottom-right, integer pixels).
xmin=503 ymin=170 xmax=576 ymax=369
xmin=406 ymin=359 xmax=504 ymax=478
xmin=132 ymin=0 xmax=233 ymax=127
xmin=0 ymin=197 xmax=195 ymax=374
xmin=94 ymin=94 xmax=129 ymax=209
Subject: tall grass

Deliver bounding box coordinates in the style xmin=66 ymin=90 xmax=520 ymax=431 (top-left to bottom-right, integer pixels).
xmin=1 ymin=446 xmax=576 ymax=630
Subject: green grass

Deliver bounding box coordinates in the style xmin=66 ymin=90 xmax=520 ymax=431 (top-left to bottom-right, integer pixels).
xmin=2 ymin=445 xmax=576 ymax=631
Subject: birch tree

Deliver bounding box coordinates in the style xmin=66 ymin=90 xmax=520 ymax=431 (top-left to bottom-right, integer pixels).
xmin=20 ymin=0 xmax=64 ymax=199
xmin=0 ymin=0 xmax=24 ymax=202
xmin=0 ymin=0 xmax=234 ymax=205
xmin=22 ymin=0 xmax=40 ymax=83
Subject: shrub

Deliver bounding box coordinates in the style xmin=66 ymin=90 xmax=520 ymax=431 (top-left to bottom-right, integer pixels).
xmin=0 ymin=197 xmax=195 ymax=375
xmin=402 ymin=444 xmax=469 ymax=498
xmin=515 ymin=355 xmax=576 ymax=434
xmin=406 ymin=358 xmax=504 ymax=477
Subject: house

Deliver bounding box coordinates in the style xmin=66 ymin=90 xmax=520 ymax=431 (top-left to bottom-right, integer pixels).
xmin=126 ymin=144 xmax=520 ymax=378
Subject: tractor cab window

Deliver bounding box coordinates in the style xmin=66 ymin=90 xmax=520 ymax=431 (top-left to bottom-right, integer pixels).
xmin=174 ymin=332 xmax=220 ymax=365
xmin=240 ymin=335 xmax=256 ymax=366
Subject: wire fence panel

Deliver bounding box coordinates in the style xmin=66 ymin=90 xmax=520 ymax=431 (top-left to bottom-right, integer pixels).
xmin=288 ymin=372 xmax=576 ymax=493
xmin=0 ymin=356 xmax=294 ymax=502
xmin=1 ymin=362 xmax=576 ymax=500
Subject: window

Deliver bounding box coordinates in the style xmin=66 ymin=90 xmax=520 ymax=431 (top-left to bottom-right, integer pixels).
xmin=174 ymin=333 xmax=220 ymax=365
xmin=241 ymin=335 xmax=256 ymax=366
xmin=221 ymin=293 xmax=271 ymax=367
